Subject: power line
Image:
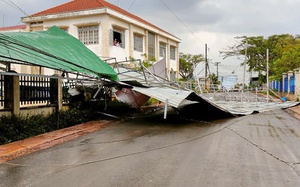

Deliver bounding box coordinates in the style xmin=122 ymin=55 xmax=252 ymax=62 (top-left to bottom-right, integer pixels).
xmin=1 ymin=0 xmax=29 ymax=16
xmin=159 ymin=0 xmax=205 ymax=45
xmin=127 ymin=0 xmax=136 ymax=11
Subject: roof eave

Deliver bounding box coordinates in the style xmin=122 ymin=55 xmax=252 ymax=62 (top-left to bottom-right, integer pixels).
xmin=22 ymin=8 xmax=107 ymax=23
xmin=106 ymin=9 xmax=181 ymax=43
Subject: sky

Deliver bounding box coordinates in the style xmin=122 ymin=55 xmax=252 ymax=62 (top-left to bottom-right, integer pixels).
xmin=1 ymin=0 xmax=300 ymax=83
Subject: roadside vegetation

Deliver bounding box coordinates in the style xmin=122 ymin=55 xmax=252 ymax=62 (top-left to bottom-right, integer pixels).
xmin=221 ymin=34 xmax=300 ymax=83
xmin=0 ymin=100 xmax=137 ymax=145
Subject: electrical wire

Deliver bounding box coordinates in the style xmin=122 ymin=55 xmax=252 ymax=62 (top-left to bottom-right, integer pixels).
xmin=0 ymin=0 xmax=29 ymax=16
xmin=126 ymin=0 xmax=136 ymax=11
xmin=159 ymin=0 xmax=205 ymax=45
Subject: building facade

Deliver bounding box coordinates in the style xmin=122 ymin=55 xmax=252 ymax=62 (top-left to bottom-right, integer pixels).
xmin=20 ymin=0 xmax=181 ymax=79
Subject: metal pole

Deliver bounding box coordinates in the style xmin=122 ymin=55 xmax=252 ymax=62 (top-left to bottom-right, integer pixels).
xmin=215 ymin=62 xmax=221 ymax=78
xmin=243 ymin=40 xmax=248 ymax=89
xmin=164 ymin=99 xmax=168 ymax=119
xmin=205 ymin=44 xmax=208 ymax=90
xmin=266 ymin=48 xmax=269 ymax=103
xmin=256 ymin=87 xmax=258 ymax=106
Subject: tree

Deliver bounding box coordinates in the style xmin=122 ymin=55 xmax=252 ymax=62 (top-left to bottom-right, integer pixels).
xmin=179 ymin=52 xmax=204 ymax=81
xmin=220 ymin=34 xmax=300 ymax=82
xmin=272 ymin=38 xmax=300 ymax=80
xmin=209 ymin=73 xmax=220 ymax=85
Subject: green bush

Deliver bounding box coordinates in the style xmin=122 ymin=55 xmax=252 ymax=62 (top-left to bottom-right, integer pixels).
xmin=145 ymin=98 xmax=159 ymax=106
xmin=0 ymin=108 xmax=100 ymax=145
xmin=0 ymin=100 xmax=142 ymax=145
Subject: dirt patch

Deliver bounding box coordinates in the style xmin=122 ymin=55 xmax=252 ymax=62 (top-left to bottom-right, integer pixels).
xmin=285 ymin=104 xmax=300 ymax=121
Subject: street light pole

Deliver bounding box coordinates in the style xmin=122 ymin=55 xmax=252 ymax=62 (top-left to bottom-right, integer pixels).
xmin=215 ymin=62 xmax=221 ymax=78
xmin=243 ymin=40 xmax=248 ymax=89
xmin=266 ymin=48 xmax=269 ymax=103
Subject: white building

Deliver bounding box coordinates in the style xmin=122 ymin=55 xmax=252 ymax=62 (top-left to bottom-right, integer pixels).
xmin=19 ymin=0 xmax=181 ymax=79
xmin=220 ymin=75 xmax=238 ymax=90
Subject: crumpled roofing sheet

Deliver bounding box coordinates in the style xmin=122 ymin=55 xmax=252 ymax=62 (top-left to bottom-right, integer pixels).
xmin=132 ymin=86 xmax=194 ymax=108
xmin=208 ymin=100 xmax=299 ymax=115
xmin=116 ymin=66 xmax=299 ymax=116
xmin=0 ymin=26 xmax=117 ymax=81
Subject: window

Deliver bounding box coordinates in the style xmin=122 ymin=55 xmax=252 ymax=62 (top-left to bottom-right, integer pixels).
xmin=60 ymin=28 xmax=68 ymax=33
xmin=111 ymin=29 xmax=125 ymax=48
xmin=159 ymin=43 xmax=166 ymax=57
xmin=148 ymin=32 xmax=155 ymax=59
xmin=134 ymin=34 xmax=143 ymax=52
xmin=170 ymin=46 xmax=176 ymax=60
xmin=78 ymin=26 xmax=99 ymax=45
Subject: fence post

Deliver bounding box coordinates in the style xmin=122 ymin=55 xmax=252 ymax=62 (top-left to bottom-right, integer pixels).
xmin=4 ymin=72 xmax=20 ymax=115
xmin=50 ymin=74 xmax=62 ymax=112
xmin=295 ymin=68 xmax=300 ymax=101
xmin=282 ymin=73 xmax=287 ymax=93
xmin=288 ymin=71 xmax=294 ymax=94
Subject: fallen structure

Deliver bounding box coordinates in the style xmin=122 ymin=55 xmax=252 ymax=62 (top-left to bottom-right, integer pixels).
xmin=113 ymin=62 xmax=299 ymax=119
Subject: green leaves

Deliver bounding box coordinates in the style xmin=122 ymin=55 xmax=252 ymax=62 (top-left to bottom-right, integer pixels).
xmin=179 ymin=52 xmax=205 ymax=81
xmin=221 ymin=34 xmax=300 ymax=83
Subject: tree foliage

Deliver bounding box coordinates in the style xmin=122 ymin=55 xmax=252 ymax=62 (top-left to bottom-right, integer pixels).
xmin=209 ymin=73 xmax=220 ymax=85
xmin=220 ymin=34 xmax=300 ymax=82
xmin=179 ymin=52 xmax=205 ymax=81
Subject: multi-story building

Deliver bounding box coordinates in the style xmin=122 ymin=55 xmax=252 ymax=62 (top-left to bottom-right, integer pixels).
xmin=20 ymin=0 xmax=181 ymax=79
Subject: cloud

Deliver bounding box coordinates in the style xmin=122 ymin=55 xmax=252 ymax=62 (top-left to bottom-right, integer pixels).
xmin=1 ymin=0 xmax=300 ymax=82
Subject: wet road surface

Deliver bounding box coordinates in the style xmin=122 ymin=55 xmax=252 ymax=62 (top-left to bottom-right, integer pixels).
xmin=1 ymin=109 xmax=300 ymax=187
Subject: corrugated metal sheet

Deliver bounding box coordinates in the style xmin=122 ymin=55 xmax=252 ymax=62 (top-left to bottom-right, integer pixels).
xmin=133 ymin=87 xmax=194 ymax=108
xmin=115 ymin=67 xmax=174 ymax=87
xmin=115 ymin=66 xmax=299 ymax=116
xmin=208 ymin=100 xmax=299 ymax=115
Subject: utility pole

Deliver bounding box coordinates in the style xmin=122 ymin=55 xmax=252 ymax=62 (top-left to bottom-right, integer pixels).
xmin=243 ymin=40 xmax=248 ymax=89
xmin=215 ymin=61 xmax=221 ymax=78
xmin=204 ymin=44 xmax=209 ymax=89
xmin=266 ymin=48 xmax=269 ymax=102
xmin=205 ymin=44 xmax=208 ymax=78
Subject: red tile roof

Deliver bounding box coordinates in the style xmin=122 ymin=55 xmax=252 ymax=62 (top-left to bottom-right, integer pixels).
xmin=30 ymin=0 xmax=177 ymax=38
xmin=0 ymin=25 xmax=26 ymax=31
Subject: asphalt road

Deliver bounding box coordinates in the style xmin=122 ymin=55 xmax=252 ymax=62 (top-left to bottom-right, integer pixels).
xmin=1 ymin=109 xmax=300 ymax=187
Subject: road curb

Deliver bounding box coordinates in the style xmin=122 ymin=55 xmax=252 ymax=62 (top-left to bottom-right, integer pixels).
xmin=0 ymin=120 xmax=117 ymax=163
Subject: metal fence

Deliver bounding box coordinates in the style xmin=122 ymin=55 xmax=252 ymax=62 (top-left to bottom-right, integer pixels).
xmin=0 ymin=74 xmax=67 ymax=110
xmin=20 ymin=75 xmax=50 ymax=106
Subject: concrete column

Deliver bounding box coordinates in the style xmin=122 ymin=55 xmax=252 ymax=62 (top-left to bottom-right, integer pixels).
xmin=4 ymin=72 xmax=20 ymax=115
xmin=288 ymin=70 xmax=294 ymax=94
xmin=282 ymin=73 xmax=287 ymax=93
xmin=295 ymin=68 xmax=300 ymax=101
xmin=175 ymin=43 xmax=179 ymax=79
xmin=155 ymin=35 xmax=159 ymax=61
xmin=50 ymin=75 xmax=62 ymax=112
xmin=101 ymin=15 xmax=110 ymax=57
xmin=166 ymin=41 xmax=171 ymax=80
xmin=145 ymin=30 xmax=149 ymax=59
xmin=129 ymin=24 xmax=133 ymax=58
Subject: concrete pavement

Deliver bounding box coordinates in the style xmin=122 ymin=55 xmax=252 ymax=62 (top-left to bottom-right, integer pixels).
xmin=0 ymin=104 xmax=299 ymax=164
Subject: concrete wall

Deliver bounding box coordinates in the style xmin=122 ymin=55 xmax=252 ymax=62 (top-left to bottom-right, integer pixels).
xmin=277 ymin=69 xmax=300 ymax=101
xmin=23 ymin=8 xmax=180 ymax=78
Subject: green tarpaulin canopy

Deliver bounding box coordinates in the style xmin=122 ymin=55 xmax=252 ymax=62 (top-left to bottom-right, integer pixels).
xmin=0 ymin=26 xmax=118 ymax=81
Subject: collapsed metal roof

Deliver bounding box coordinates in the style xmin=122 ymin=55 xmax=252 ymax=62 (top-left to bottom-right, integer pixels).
xmin=114 ymin=65 xmax=299 ymax=117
